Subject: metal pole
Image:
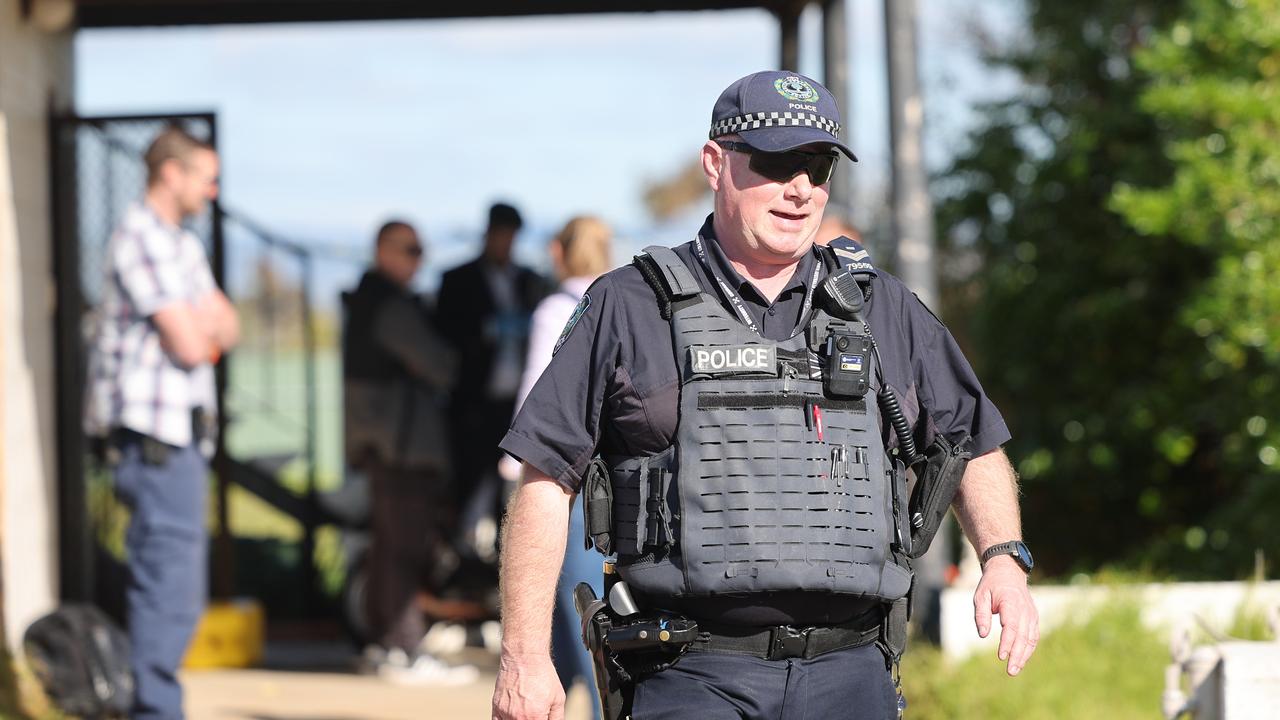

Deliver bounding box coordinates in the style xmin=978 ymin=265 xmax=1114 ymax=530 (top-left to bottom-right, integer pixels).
xmin=300 ymin=252 xmax=320 ymax=614
xmin=883 ymin=0 xmax=937 ymax=305
xmin=50 ymin=112 xmax=91 ymax=602
xmin=885 ymin=0 xmax=949 ymax=644
xmin=822 ymin=0 xmax=855 ymax=223
xmin=208 ymin=116 xmax=236 ymax=600
xmin=778 ymin=2 xmax=802 ymax=71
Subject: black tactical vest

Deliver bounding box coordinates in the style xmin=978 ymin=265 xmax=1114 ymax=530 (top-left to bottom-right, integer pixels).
xmin=606 ymin=244 xmax=912 ymax=603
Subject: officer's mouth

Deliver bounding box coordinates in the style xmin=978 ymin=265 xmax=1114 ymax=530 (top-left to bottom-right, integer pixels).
xmin=770 ymin=210 xmax=809 ymax=226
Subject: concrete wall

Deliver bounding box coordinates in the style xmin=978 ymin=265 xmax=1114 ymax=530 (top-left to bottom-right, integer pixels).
xmin=941 ymin=580 xmax=1280 ymax=660
xmin=0 ymin=0 xmax=75 ymax=650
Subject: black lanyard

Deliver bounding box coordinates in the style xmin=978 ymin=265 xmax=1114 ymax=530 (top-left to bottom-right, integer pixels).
xmin=693 ymin=233 xmax=821 ymax=338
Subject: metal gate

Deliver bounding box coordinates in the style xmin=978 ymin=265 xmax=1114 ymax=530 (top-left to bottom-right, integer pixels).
xmin=50 ymin=113 xmax=223 ymax=618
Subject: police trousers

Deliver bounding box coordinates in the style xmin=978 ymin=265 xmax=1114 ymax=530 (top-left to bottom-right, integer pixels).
xmin=113 ymin=432 xmax=208 ymax=720
xmin=632 ymin=643 xmax=896 ymax=720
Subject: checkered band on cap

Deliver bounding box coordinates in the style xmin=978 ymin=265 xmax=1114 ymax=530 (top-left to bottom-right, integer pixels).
xmin=709 ymin=111 xmax=842 ymax=140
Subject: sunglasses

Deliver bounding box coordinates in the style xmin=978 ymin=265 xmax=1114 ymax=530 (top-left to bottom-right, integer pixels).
xmin=716 ymin=140 xmax=840 ymax=186
xmin=402 ymin=244 xmax=424 ymax=258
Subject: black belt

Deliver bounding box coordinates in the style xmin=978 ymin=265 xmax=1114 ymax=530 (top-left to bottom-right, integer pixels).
xmin=689 ymin=613 xmax=881 ymax=661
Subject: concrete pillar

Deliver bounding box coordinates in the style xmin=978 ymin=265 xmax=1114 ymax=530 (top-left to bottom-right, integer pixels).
xmin=0 ymin=0 xmax=75 ymax=650
xmin=822 ymin=0 xmax=855 ymax=224
xmin=883 ymin=0 xmax=937 ymax=305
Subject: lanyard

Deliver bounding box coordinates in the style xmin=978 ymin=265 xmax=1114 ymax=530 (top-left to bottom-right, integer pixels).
xmin=693 ymin=233 xmax=822 ymax=338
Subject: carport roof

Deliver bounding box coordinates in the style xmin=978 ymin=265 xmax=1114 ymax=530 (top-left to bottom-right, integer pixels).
xmin=74 ymin=0 xmax=807 ymax=28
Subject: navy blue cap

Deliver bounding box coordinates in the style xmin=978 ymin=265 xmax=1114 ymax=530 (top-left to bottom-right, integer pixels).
xmin=710 ymin=70 xmax=857 ymax=161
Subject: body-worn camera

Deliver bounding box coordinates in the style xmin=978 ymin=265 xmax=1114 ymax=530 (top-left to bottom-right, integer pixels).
xmin=824 ymin=331 xmax=871 ymax=398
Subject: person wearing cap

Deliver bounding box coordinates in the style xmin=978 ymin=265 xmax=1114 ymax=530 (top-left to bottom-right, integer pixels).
xmin=492 ymin=71 xmax=1038 ymax=720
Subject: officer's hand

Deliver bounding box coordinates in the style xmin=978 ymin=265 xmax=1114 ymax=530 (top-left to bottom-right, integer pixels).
xmin=973 ymin=556 xmax=1039 ymax=677
xmin=492 ymin=652 xmax=565 ymax=720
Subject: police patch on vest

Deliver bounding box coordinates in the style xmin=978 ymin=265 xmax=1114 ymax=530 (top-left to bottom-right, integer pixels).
xmin=553 ymin=293 xmax=590 ymax=356
xmin=688 ymin=344 xmax=776 ymax=375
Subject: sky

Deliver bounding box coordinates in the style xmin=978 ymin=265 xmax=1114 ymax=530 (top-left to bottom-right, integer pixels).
xmin=74 ymin=2 xmax=1022 ymax=300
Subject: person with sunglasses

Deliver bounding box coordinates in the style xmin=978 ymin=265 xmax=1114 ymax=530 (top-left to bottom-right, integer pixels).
xmin=342 ymin=219 xmax=477 ymax=686
xmin=493 ymin=71 xmax=1038 ymax=720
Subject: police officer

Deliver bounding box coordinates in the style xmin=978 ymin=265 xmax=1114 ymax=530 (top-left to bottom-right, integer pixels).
xmin=492 ymin=71 xmax=1039 ymax=720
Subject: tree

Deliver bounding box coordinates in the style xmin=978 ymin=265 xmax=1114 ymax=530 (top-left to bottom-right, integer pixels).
xmin=932 ymin=0 xmax=1245 ymax=576
xmin=1109 ymin=0 xmax=1280 ymax=575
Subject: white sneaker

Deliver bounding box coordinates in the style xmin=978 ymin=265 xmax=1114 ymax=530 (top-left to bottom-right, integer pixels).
xmin=422 ymin=621 xmax=468 ymax=656
xmin=377 ymin=648 xmax=479 ymax=687
xmin=359 ymin=644 xmax=387 ymax=675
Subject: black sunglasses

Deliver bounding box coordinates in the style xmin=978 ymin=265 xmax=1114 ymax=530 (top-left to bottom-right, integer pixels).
xmin=403 ymin=244 xmax=424 ymax=258
xmin=715 ymin=140 xmax=840 ymax=186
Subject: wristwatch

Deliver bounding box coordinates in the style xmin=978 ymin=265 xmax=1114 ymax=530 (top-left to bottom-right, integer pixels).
xmin=980 ymin=540 xmax=1034 ymax=574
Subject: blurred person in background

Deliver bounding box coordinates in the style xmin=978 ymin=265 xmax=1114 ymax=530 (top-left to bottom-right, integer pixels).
xmin=498 ymin=216 xmax=613 ymax=719
xmin=84 ymin=126 xmax=238 ymax=720
xmin=816 ymin=210 xmax=861 ymax=246
xmin=437 ymin=203 xmax=550 ymax=555
xmin=342 ymin=220 xmax=478 ymax=686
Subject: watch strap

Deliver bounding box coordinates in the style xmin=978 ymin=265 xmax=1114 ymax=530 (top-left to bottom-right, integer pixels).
xmin=980 ymin=541 xmax=1022 ymax=565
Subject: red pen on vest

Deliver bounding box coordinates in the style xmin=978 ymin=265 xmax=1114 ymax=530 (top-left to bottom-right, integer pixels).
xmin=813 ymin=404 xmax=824 ymax=442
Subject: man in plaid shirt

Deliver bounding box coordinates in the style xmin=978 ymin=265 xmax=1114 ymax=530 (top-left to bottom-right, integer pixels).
xmin=85 ymin=127 xmax=238 ymax=720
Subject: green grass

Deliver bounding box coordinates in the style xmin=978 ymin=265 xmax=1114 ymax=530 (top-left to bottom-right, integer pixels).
xmin=225 ymin=347 xmax=345 ymax=491
xmin=900 ymin=600 xmax=1167 ymax=720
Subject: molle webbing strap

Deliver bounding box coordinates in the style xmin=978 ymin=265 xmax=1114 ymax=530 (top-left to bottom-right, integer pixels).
xmin=640 ymin=246 xmax=701 ymax=298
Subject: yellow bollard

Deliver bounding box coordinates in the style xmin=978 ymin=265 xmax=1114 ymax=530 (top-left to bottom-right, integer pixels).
xmin=181 ymin=598 xmax=265 ymax=669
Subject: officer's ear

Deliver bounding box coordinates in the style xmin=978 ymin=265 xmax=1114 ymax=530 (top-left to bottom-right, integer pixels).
xmin=702 ymin=140 xmax=726 ymax=192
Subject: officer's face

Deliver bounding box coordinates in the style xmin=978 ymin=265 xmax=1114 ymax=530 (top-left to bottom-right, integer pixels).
xmin=704 ymin=139 xmax=830 ymax=266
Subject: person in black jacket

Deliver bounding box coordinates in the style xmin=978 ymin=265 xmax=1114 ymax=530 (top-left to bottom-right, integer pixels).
xmin=436 ymin=203 xmax=550 ymax=550
xmin=343 ymin=220 xmax=476 ymax=686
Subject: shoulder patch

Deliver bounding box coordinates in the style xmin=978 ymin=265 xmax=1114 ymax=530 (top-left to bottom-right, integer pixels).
xmin=553 ymin=293 xmax=591 ymax=356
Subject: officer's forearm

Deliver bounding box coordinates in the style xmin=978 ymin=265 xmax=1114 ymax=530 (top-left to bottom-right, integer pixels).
xmin=497 ymin=464 xmax=572 ymax=658
xmin=950 ymin=448 xmax=1022 ymax=556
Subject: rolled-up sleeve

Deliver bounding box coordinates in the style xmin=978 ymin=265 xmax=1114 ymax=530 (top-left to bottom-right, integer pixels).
xmin=499 ymin=275 xmax=621 ymax=492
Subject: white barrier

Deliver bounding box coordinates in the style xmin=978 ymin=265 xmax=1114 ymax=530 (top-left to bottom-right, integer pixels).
xmin=939 ymin=580 xmax=1280 ymax=661
xmin=1162 ymin=606 xmax=1280 ymax=719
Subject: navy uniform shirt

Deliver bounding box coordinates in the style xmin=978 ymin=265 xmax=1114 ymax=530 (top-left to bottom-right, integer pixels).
xmin=500 ymin=215 xmax=1011 ymax=626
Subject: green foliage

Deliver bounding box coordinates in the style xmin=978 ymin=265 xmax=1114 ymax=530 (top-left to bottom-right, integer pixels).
xmin=1108 ymin=0 xmax=1280 ymax=576
xmin=901 ymin=601 xmax=1166 ymax=720
xmin=936 ymin=0 xmax=1280 ymax=577
xmin=1227 ymin=592 xmax=1277 ymax=641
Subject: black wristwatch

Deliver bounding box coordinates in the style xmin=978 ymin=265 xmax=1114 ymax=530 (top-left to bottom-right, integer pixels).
xmin=980 ymin=540 xmax=1034 ymax=574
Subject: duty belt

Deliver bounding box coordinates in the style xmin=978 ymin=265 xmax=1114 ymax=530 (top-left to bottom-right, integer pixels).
xmin=689 ymin=613 xmax=880 ymax=661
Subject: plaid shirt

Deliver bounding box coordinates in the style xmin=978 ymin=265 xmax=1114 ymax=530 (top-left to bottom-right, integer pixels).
xmin=84 ymin=201 xmax=219 ymax=450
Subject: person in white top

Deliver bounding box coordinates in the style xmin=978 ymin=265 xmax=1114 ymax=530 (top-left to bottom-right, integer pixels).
xmin=501 ymin=216 xmax=613 ymax=718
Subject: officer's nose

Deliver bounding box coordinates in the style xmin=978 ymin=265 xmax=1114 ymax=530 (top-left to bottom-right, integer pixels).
xmin=783 ymin=170 xmax=815 ymax=204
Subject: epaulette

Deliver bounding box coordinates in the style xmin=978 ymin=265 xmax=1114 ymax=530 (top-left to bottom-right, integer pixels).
xmin=633 ymin=245 xmax=700 ymax=320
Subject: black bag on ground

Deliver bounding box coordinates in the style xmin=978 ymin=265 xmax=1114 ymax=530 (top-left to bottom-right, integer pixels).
xmin=23 ymin=604 xmax=134 ymax=719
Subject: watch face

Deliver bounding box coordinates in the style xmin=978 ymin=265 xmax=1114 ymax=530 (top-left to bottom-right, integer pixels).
xmin=1015 ymin=541 xmax=1035 ymax=572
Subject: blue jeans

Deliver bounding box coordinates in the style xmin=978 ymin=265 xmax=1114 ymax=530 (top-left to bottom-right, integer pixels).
xmin=113 ymin=434 xmax=208 ymax=720
xmin=632 ymin=643 xmax=896 ymax=720
xmin=551 ymin=496 xmax=603 ymax=718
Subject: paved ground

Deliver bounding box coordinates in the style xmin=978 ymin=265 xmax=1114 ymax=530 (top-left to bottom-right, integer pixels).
xmin=182 ymin=644 xmax=592 ymax=720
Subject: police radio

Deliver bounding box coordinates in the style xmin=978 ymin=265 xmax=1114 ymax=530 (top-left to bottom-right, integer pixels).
xmin=816 ymin=268 xmax=872 ymax=398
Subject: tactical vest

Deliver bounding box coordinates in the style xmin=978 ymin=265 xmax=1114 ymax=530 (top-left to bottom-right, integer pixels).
xmin=605 ymin=244 xmax=913 ymax=602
